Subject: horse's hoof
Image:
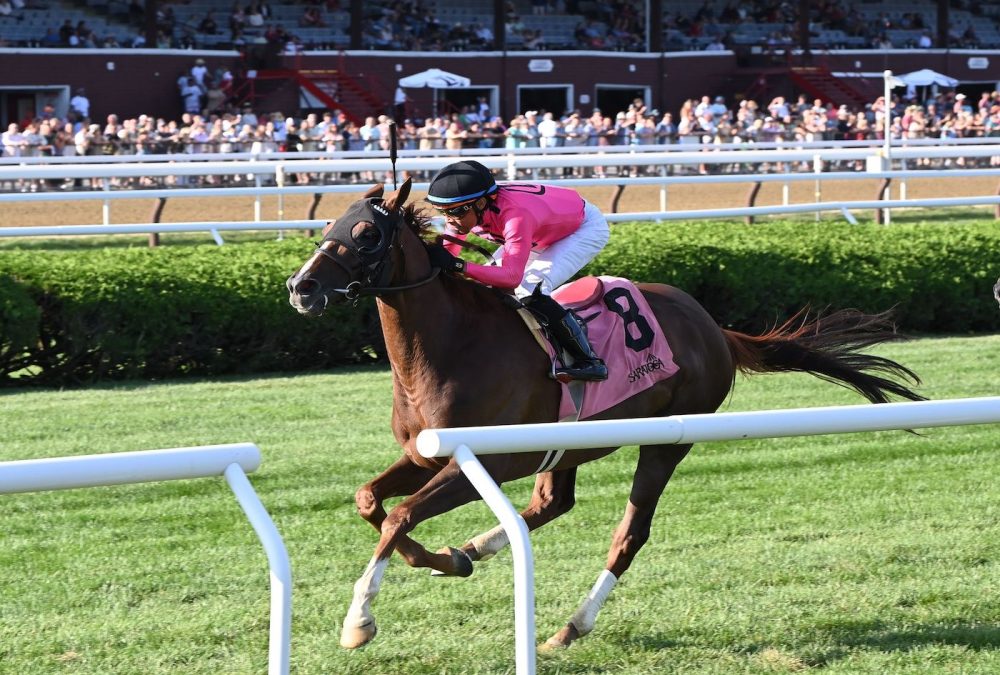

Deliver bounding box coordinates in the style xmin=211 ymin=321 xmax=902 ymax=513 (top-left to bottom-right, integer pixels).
xmin=340 ymin=620 xmax=377 ymax=649
xmin=539 ymin=624 xmax=579 ymax=651
xmin=429 ymin=546 xmax=474 ymax=577
xmin=538 ymin=637 xmax=569 ymax=652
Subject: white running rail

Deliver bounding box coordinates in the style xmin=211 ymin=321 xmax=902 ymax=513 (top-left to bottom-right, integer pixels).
xmin=416 ymin=397 xmax=1000 ymax=675
xmin=0 ymin=442 xmax=291 ymax=675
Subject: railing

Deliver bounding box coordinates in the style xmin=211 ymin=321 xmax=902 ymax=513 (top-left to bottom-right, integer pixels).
xmin=415 ymin=397 xmax=1000 ymax=675
xmin=2 ymin=137 xmax=998 ymax=165
xmin=1 ymin=140 xmax=999 ymax=241
xmin=0 ymin=443 xmax=291 ymax=675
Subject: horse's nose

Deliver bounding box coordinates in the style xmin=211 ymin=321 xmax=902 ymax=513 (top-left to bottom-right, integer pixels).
xmin=289 ymin=275 xmax=320 ymax=297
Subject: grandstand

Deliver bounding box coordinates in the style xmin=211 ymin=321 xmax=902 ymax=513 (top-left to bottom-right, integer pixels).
xmin=161 ymin=1 xmax=352 ymax=50
xmin=0 ymin=0 xmax=352 ymax=49
xmin=662 ymin=0 xmax=1000 ymax=50
xmin=2 ymin=0 xmax=999 ymax=51
xmin=0 ymin=1 xmax=137 ymax=47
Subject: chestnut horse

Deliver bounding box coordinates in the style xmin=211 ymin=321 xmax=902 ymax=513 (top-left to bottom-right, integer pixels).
xmin=286 ymin=179 xmax=924 ymax=651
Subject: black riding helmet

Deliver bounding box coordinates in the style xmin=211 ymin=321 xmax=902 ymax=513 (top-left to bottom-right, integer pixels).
xmin=426 ymin=160 xmax=498 ymax=209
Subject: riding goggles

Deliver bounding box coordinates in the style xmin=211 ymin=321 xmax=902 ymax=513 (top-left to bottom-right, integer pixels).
xmin=435 ymin=202 xmax=475 ymax=217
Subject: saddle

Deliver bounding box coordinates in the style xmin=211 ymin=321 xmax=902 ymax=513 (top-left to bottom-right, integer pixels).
xmin=515 ymin=276 xmax=680 ymax=423
xmin=551 ymin=275 xmax=606 ymax=309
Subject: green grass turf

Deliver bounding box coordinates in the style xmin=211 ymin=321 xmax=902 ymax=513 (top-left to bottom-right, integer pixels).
xmin=0 ymin=335 xmax=997 ymax=674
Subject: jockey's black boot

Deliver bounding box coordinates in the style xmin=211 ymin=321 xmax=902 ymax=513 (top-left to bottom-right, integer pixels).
xmin=524 ymin=292 xmax=608 ymax=383
xmin=550 ymin=312 xmax=609 ymax=383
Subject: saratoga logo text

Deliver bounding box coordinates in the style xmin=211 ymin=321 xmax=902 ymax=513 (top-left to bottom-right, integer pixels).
xmin=627 ymin=353 xmax=666 ymax=384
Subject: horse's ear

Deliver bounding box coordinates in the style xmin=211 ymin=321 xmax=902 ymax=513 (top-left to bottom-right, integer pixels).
xmin=383 ymin=177 xmax=413 ymax=213
xmin=363 ymin=184 xmax=384 ymax=200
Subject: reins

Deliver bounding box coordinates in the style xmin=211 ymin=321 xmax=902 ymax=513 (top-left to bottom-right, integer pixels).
xmin=438 ymin=232 xmax=495 ymax=261
xmin=356 ymin=267 xmax=442 ymax=298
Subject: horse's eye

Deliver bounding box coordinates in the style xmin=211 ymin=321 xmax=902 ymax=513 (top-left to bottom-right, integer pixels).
xmin=353 ymin=223 xmax=382 ymax=249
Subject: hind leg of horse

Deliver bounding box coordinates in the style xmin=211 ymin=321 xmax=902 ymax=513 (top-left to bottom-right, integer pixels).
xmin=354 ymin=454 xmax=449 ymax=569
xmin=455 ymin=468 xmax=578 ymax=565
xmin=542 ymin=443 xmax=692 ymax=650
xmin=341 ymin=460 xmax=493 ymax=649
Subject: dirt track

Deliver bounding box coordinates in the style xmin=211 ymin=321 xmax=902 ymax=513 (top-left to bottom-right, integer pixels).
xmin=6 ymin=174 xmax=999 ymax=228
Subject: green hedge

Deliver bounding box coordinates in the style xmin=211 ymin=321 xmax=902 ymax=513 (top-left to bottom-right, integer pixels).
xmin=1 ymin=221 xmax=997 ymax=386
xmin=589 ymin=220 xmax=1000 ymax=333
xmin=0 ymin=241 xmax=383 ymax=386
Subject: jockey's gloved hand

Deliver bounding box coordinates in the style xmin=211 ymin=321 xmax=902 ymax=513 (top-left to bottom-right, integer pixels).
xmin=426 ymin=245 xmax=466 ymax=273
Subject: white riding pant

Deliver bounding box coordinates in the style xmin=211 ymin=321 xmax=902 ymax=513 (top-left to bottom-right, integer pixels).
xmin=491 ymin=201 xmax=610 ymax=299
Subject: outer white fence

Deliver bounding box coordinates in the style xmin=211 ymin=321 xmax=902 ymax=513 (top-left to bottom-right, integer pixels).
xmin=1 ymin=140 xmax=1000 ymax=240
xmin=416 ymin=396 xmax=1000 ymax=675
xmin=1 ymin=136 xmax=996 ymax=167
xmin=0 ymin=443 xmax=291 ymax=675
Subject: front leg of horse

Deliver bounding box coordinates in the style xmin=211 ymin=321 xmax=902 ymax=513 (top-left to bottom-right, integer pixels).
xmin=340 ymin=554 xmax=388 ymax=649
xmin=354 ymin=455 xmax=456 ymax=572
xmin=341 ymin=464 xmax=484 ymax=648
xmin=340 ymin=543 xmax=470 ymax=650
xmin=355 ymin=455 xmax=436 ymax=533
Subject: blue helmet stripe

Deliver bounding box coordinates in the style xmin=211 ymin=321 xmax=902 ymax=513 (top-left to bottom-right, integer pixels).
xmin=426 ymin=183 xmax=498 ymax=205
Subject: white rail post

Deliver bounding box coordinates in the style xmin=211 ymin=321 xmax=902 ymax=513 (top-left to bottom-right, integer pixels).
xmin=883 ymin=69 xmax=895 ymax=225
xmin=225 ymin=463 xmax=292 ymax=675
xmin=813 ymin=153 xmax=822 ymax=222
xmin=452 ymin=445 xmax=536 ymax=675
xmin=0 ymin=443 xmax=291 ymax=675
xmin=254 ymin=173 xmax=263 ymax=222
xmin=276 ymin=163 xmax=286 ymax=241
xmin=883 ymin=69 xmax=894 ymax=167
xmin=102 ymin=177 xmax=111 ymax=225
xmin=658 ymin=178 xmax=667 ymax=223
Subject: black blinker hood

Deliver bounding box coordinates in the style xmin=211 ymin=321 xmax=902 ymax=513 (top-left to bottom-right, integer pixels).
xmin=323 ymin=197 xmax=400 ymax=260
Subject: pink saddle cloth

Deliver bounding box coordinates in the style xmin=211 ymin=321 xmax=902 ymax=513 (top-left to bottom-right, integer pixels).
xmin=549 ymin=276 xmax=679 ymax=421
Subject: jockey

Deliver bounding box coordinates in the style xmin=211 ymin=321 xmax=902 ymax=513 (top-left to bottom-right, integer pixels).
xmin=425 ymin=159 xmax=610 ymax=382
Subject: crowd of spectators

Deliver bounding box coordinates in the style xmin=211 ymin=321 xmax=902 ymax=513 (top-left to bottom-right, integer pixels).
xmin=365 ymin=0 xmax=499 ymax=51
xmin=3 ymin=0 xmax=998 ymax=52
xmin=5 ymin=76 xmax=1000 ymax=192
xmin=667 ymin=0 xmax=996 ymax=51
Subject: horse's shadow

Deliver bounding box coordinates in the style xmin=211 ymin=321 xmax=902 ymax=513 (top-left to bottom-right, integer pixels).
xmin=619 ymin=619 xmax=1000 ymax=667
xmin=810 ymin=619 xmax=1000 ymax=664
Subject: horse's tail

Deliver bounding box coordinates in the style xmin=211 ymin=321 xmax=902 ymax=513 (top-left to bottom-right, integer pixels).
xmin=722 ymin=308 xmax=926 ymax=404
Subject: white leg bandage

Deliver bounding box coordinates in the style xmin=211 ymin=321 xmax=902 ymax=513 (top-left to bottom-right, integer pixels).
xmin=343 ymin=556 xmax=388 ymax=629
xmin=468 ymin=525 xmax=509 ymax=561
xmin=567 ymin=569 xmax=618 ymax=637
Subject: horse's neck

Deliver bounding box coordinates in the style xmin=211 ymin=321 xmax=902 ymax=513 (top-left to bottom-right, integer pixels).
xmin=377 ymin=289 xmax=455 ymax=363
xmin=376 ymin=232 xmax=464 ymax=376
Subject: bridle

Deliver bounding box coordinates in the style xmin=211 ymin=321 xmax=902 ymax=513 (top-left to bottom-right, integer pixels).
xmin=309 ymin=239 xmax=441 ymax=304
xmin=303 ymin=202 xmax=441 ymax=306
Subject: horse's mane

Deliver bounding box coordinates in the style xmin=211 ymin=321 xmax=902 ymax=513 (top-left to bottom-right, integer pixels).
xmin=401 ymin=203 xmax=512 ymax=313
xmin=403 ymin=203 xmax=435 ymax=238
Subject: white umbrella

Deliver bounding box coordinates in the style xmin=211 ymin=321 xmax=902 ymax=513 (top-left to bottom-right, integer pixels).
xmin=897 ymin=69 xmax=959 ymax=87
xmin=398 ymin=69 xmax=471 ymax=116
xmin=892 ymin=69 xmax=959 ymax=103
xmin=398 ymin=68 xmax=471 ymax=89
